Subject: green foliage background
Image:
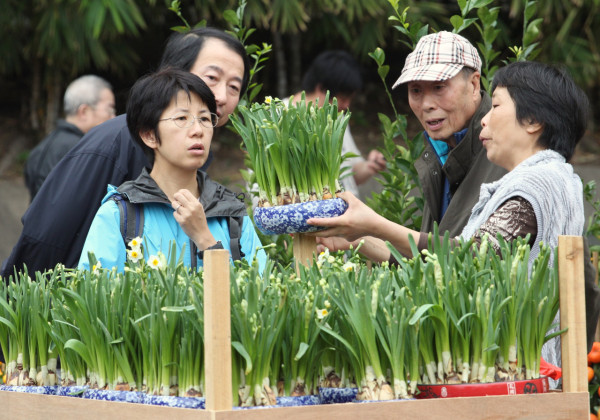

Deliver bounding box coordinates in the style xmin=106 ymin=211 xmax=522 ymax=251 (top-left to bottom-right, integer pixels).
xmin=0 ymin=0 xmax=598 ymax=137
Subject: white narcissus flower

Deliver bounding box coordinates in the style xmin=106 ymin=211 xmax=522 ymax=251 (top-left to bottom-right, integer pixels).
xmin=147 ymin=255 xmax=164 ymax=270
xmin=128 ymin=236 xmax=143 ymax=250
xmin=342 ymin=261 xmax=356 ymax=272
xmin=316 ymin=249 xmax=330 ymax=266
xmin=92 ymin=261 xmax=102 ymax=274
xmin=316 ymin=308 xmax=329 ymax=320
xmin=127 ymin=248 xmax=143 ymax=263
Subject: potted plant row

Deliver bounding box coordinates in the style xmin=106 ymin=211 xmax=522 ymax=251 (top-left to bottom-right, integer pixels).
xmin=0 ymin=232 xmax=559 ymax=408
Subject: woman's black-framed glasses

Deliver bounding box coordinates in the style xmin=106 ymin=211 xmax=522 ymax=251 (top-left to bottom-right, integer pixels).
xmin=159 ymin=111 xmax=218 ymax=129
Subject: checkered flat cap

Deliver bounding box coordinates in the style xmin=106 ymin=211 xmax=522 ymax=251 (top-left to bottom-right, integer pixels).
xmin=393 ymin=31 xmax=482 ymax=88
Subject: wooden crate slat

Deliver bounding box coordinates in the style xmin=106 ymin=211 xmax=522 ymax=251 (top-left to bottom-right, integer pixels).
xmin=0 ymin=390 xmax=589 ymax=420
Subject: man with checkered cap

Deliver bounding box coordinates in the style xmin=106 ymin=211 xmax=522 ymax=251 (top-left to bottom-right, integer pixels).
xmin=308 ymin=31 xmax=504 ymax=247
xmin=393 ymin=31 xmax=506 ymax=236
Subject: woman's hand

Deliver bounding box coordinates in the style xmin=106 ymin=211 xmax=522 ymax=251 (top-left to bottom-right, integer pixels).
xmin=172 ymin=189 xmax=217 ymax=249
xmin=307 ymin=191 xmax=382 ymax=242
xmin=315 ymin=236 xmax=358 ymax=253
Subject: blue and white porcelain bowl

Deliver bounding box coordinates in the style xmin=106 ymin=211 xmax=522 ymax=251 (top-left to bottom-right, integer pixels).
xmin=254 ymin=198 xmax=348 ymax=235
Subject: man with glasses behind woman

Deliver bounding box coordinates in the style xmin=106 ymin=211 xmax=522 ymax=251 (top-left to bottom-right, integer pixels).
xmin=2 ymin=27 xmax=252 ymax=278
xmin=78 ymin=68 xmax=266 ymax=272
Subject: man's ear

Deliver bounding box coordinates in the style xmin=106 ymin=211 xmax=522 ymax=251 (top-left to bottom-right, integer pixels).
xmin=140 ymin=130 xmax=158 ymax=149
xmin=77 ymin=103 xmax=91 ymax=117
xmin=469 ymin=71 xmax=481 ymax=97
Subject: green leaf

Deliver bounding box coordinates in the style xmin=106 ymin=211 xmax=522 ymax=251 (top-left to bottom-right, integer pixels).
xmin=161 ymin=305 xmax=194 ymax=312
xmin=472 ymin=0 xmax=495 ymax=8
xmin=450 ymin=15 xmax=463 ymax=32
xmin=409 ymin=304 xmax=434 ymax=325
xmin=223 ymin=10 xmax=239 ymax=26
xmin=294 ymin=342 xmax=310 ymax=361
xmin=232 ymin=341 xmax=253 ymax=374
xmin=378 ymin=65 xmax=390 ymax=80
xmin=524 ymin=1 xmax=538 ymax=22
xmin=64 ymin=338 xmax=92 ymax=365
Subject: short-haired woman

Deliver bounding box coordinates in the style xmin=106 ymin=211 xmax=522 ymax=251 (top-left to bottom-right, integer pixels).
xmin=78 ymin=68 xmax=266 ymax=271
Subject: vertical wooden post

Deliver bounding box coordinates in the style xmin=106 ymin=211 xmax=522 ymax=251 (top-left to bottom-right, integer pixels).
xmin=558 ymin=235 xmax=587 ymax=393
xmin=294 ymin=233 xmax=318 ymax=274
xmin=204 ymin=249 xmax=233 ymax=411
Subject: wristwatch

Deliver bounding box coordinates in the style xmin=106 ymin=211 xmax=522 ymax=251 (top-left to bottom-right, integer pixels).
xmin=197 ymin=241 xmax=224 ymax=259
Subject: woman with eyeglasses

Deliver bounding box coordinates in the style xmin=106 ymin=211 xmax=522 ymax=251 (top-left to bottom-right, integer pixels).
xmin=78 ymin=68 xmax=266 ymax=272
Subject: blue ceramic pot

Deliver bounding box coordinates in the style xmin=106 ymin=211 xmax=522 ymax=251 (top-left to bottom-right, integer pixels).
xmin=0 ymin=385 xmax=57 ymax=395
xmin=318 ymin=387 xmax=358 ymax=404
xmin=83 ymin=388 xmax=144 ymax=403
xmin=55 ymin=385 xmax=88 ymax=397
xmin=143 ymin=394 xmax=205 ymax=409
xmin=276 ymin=395 xmax=320 ymax=407
xmin=254 ymin=198 xmax=348 ymax=235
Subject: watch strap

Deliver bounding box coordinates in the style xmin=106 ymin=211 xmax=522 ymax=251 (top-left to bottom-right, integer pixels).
xmin=197 ymin=240 xmax=224 ymax=259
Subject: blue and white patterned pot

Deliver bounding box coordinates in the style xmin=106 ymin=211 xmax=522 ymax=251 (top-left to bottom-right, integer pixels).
xmin=276 ymin=395 xmax=320 ymax=406
xmin=254 ymin=198 xmax=348 ymax=235
xmin=83 ymin=388 xmax=144 ymax=403
xmin=143 ymin=394 xmax=205 ymax=409
xmin=0 ymin=385 xmax=57 ymax=395
xmin=318 ymin=387 xmax=358 ymax=404
xmin=55 ymin=385 xmax=88 ymax=397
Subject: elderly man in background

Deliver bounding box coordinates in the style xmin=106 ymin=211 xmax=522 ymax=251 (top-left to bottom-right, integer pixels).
xmin=24 ymin=75 xmax=115 ymax=200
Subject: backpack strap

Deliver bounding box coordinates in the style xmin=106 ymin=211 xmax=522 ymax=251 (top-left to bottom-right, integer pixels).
xmin=190 ymin=240 xmax=197 ymax=271
xmin=112 ymin=195 xmax=144 ymax=245
xmin=228 ymin=215 xmax=245 ymax=262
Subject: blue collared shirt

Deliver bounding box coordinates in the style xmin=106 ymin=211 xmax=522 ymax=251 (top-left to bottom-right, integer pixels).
xmin=424 ymin=128 xmax=468 ymax=218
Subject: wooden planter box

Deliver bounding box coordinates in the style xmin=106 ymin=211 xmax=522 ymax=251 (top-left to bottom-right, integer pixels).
xmin=0 ymin=236 xmax=590 ymax=419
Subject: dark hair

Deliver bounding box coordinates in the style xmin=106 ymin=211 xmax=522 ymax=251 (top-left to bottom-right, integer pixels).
xmin=159 ymin=27 xmax=250 ymax=96
xmin=301 ymin=50 xmax=363 ymax=96
xmin=126 ymin=68 xmax=216 ymax=165
xmin=491 ymin=61 xmax=589 ymax=161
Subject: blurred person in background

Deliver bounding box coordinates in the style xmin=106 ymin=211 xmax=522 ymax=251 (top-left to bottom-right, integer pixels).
xmin=287 ymin=50 xmax=386 ymax=198
xmin=24 ymin=75 xmax=115 ymax=200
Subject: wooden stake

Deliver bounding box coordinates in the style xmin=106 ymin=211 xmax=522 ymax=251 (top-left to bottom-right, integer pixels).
xmin=558 ymin=235 xmax=587 ymax=393
xmin=204 ymin=249 xmax=233 ymax=411
xmin=293 ymin=233 xmax=318 ymax=274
